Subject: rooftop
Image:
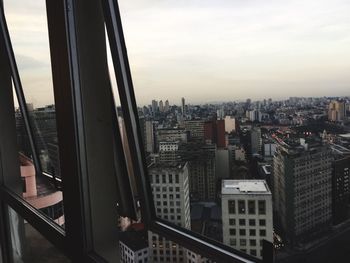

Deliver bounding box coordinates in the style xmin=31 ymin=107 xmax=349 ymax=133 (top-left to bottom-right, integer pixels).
xmin=221 ymin=180 xmax=271 ymax=195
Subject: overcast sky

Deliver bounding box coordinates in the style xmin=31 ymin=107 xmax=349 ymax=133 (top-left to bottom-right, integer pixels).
xmin=5 ymin=0 xmax=350 ymax=107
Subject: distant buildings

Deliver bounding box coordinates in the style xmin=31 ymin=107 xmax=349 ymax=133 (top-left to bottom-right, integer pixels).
xmin=251 ymin=127 xmax=262 ymax=155
xmin=222 ymin=180 xmax=273 ymax=259
xmin=148 ymin=162 xmax=191 ymax=262
xmin=328 ymin=100 xmax=346 ymax=122
xmin=274 ymin=138 xmax=333 ymax=245
xmin=181 ymin=97 xmax=186 ymax=117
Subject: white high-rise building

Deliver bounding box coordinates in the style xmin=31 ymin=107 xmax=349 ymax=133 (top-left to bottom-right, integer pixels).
xmin=224 ymin=116 xmax=236 ymax=133
xmin=222 ymin=180 xmax=273 ymax=259
xmin=148 ymin=162 xmax=191 ymax=262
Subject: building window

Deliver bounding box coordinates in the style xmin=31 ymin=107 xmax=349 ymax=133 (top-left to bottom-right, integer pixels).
xmin=259 ymin=219 xmax=266 ymax=226
xmin=240 ymin=239 xmax=247 ymax=246
xmin=229 ymin=228 xmax=236 ymax=235
xmin=248 ymin=200 xmax=255 ymax=214
xmin=239 ymin=219 xmax=245 ymax=226
xmin=258 ymin=200 xmax=266 ymax=215
xmin=239 ymin=229 xmax=246 ymax=236
xmin=229 ymin=219 xmax=236 ymax=225
xmin=228 ymin=200 xmax=235 ymax=214
xmin=249 ymin=219 xmax=256 ymax=226
xmin=260 ymin=229 xmax=266 ymax=236
xmin=238 ymin=200 xmax=245 ymax=214
xmin=249 ymin=229 xmax=256 ymax=236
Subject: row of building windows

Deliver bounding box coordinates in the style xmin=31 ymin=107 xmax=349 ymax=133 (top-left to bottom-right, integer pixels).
xmin=228 ymin=200 xmax=266 ymax=215
xmin=229 ymin=228 xmax=266 ymax=237
xmin=229 ymin=218 xmax=266 ymax=226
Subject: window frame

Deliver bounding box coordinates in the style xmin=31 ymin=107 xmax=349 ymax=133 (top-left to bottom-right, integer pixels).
xmin=0 ymin=0 xmax=273 ymax=262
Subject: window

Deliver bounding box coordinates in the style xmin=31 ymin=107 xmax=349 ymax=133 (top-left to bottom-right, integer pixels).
xmin=239 ymin=229 xmax=246 ymax=236
xmin=229 ymin=229 xmax=236 ymax=235
xmin=249 ymin=219 xmax=256 ymax=226
xmin=238 ymin=200 xmax=246 ymax=214
xmin=239 ymin=219 xmax=246 ymax=226
xmin=229 ymin=219 xmax=236 ymax=226
xmin=248 ymin=200 xmax=256 ymax=214
xmin=228 ymin=200 xmax=235 ymax=214
xmin=260 ymin=230 xmax=266 ymax=237
xmin=249 ymin=229 xmax=256 ymax=236
xmin=259 ymin=219 xmax=266 ymax=226
xmin=258 ymin=201 xmax=266 ymax=215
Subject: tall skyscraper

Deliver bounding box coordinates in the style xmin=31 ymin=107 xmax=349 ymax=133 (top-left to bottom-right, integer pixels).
xmin=148 ymin=162 xmax=191 ymax=262
xmin=179 ymin=142 xmax=217 ymax=201
xmin=152 ymin=99 xmax=158 ymax=115
xmin=328 ymin=100 xmax=346 ymax=122
xmin=274 ymin=138 xmax=333 ymax=245
xmin=164 ymin=99 xmax=170 ymax=112
xmin=224 ymin=116 xmax=236 ymax=133
xmin=222 ymin=180 xmax=273 ymax=259
xmin=181 ymin=97 xmax=186 ymax=117
xmin=159 ymin=100 xmax=164 ymax=112
xmin=145 ymin=120 xmax=155 ymax=153
xmin=251 ymin=127 xmax=262 ymax=155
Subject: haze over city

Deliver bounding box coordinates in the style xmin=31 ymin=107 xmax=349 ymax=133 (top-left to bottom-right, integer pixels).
xmin=5 ymin=0 xmax=350 ymax=107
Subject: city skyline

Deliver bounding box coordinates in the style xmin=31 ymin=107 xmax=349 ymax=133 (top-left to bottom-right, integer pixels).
xmin=5 ymin=0 xmax=350 ymax=107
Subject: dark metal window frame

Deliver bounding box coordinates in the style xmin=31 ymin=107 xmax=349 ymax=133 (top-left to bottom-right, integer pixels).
xmin=0 ymin=0 xmax=272 ymax=262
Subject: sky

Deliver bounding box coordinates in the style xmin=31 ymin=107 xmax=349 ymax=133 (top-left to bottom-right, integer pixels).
xmin=5 ymin=0 xmax=350 ymax=107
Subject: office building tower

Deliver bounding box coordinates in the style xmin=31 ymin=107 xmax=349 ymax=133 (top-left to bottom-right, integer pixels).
xmin=224 ymin=116 xmax=236 ymax=133
xmin=274 ymin=138 xmax=333 ymax=245
xmin=204 ymin=120 xmax=226 ymax=148
xmin=159 ymin=141 xmax=180 ymax=163
xmin=330 ymin=144 xmax=350 ymax=225
xmin=119 ymin=230 xmax=149 ymax=263
xmin=179 ymin=142 xmax=217 ymax=201
xmin=152 ymin=100 xmax=158 ymax=115
xmin=145 ymin=120 xmax=156 ymax=153
xmin=181 ymin=97 xmax=186 ymax=117
xmin=184 ymin=120 xmax=205 ymax=141
xmin=159 ymin=100 xmax=164 ymax=112
xmin=164 ymin=100 xmax=170 ymax=112
xmin=251 ymin=127 xmax=262 ymax=155
xmin=156 ymin=128 xmax=189 ymax=152
xmin=222 ymin=180 xmax=273 ymax=259
xmin=148 ymin=162 xmax=191 ymax=262
xmin=328 ymin=100 xmax=346 ymax=122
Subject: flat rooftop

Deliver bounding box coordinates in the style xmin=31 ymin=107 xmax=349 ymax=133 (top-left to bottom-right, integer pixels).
xmin=222 ymin=180 xmax=271 ymax=195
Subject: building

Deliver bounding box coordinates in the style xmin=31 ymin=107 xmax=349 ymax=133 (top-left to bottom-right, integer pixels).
xmin=224 ymin=116 xmax=236 ymax=133
xmin=159 ymin=100 xmax=164 ymax=112
xmin=274 ymin=138 xmax=333 ymax=245
xmin=145 ymin=120 xmax=156 ymax=153
xmin=156 ymin=128 xmax=188 ymax=151
xmin=328 ymin=100 xmax=346 ymax=122
xmin=251 ymin=127 xmax=262 ymax=155
xmin=152 ymin=100 xmax=158 ymax=115
xmin=148 ymin=162 xmax=191 ymax=262
xmin=181 ymin=97 xmax=186 ymax=117
xmin=159 ymin=141 xmax=180 ymax=163
xmin=20 ymin=154 xmax=64 ymax=226
xmin=179 ymin=142 xmax=217 ymax=201
xmin=204 ymin=120 xmax=226 ymax=148
xmin=221 ymin=180 xmax=273 ymax=259
xmin=119 ymin=230 xmax=149 ymax=263
xmin=330 ymin=144 xmax=350 ymax=225
xmin=164 ymin=100 xmax=170 ymax=112
xmin=184 ymin=120 xmax=205 ymax=141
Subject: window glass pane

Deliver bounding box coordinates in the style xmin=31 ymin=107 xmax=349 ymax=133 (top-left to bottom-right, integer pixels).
xmin=7 ymin=206 xmax=70 ymax=263
xmin=118 ymin=0 xmax=350 ymax=261
xmin=4 ymin=0 xmax=60 ymax=177
xmin=13 ymin=90 xmax=64 ymax=228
